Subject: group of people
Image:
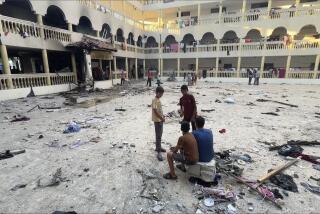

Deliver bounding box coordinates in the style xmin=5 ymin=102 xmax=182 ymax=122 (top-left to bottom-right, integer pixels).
xmin=151 ymin=85 xmax=214 ymax=180
xmin=247 ymin=68 xmax=260 ymax=85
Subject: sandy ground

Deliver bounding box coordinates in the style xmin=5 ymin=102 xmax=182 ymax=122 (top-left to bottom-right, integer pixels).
xmin=0 ymin=80 xmax=319 ymax=214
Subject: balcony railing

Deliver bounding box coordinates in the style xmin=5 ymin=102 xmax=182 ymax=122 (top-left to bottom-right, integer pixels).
xmin=0 ymin=15 xmax=72 ymax=43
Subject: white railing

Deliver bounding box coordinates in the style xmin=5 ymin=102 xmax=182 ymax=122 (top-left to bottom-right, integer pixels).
xmin=219 ymin=43 xmax=239 ymax=52
xmin=241 ymin=42 xmax=264 ymax=51
xmin=11 ymin=73 xmax=48 ymax=88
xmin=50 ymin=73 xmax=76 ymax=85
xmin=127 ymin=44 xmax=136 ymax=52
xmin=144 ymin=48 xmax=159 ymax=54
xmin=0 ymin=15 xmax=41 ymax=38
xmin=0 ymin=15 xmax=72 ymax=43
xmin=199 ymin=15 xmax=219 ymax=25
xmin=287 ymin=71 xmax=314 ymax=79
xmin=198 ymin=44 xmax=217 ymax=52
xmin=136 ymin=47 xmax=144 ymax=53
xmin=222 ymin=13 xmax=242 ymax=23
xmin=0 ymin=75 xmax=11 ymax=90
xmin=43 ymin=25 xmax=71 ymax=42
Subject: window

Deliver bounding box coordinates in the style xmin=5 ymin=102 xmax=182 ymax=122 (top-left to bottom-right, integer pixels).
xmin=251 ymin=2 xmax=268 ymax=9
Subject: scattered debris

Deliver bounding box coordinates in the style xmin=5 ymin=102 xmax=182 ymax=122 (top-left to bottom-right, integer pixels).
xmin=37 ymin=168 xmax=65 ymax=188
xmin=11 ymin=115 xmax=30 ymax=122
xmin=269 ymin=172 xmax=298 ymax=192
xmin=27 ymin=105 xmax=61 ymax=113
xmin=224 ymin=98 xmax=235 ymax=104
xmin=203 ymin=198 xmax=215 ymax=207
xmin=257 ymin=159 xmax=299 ymax=183
xmin=215 ymin=99 xmax=222 ymax=103
xmin=115 ymin=108 xmax=126 ymax=112
xmin=227 ymin=204 xmax=237 ymax=214
xmin=0 ymin=149 xmax=26 ymax=160
xmin=300 ymin=182 xmax=320 ymax=195
xmin=201 ymin=109 xmax=215 ymax=113
xmin=69 ymin=139 xmax=89 ymax=149
xmin=51 ymin=211 xmax=77 ymax=214
xmin=63 ymin=122 xmax=81 ymax=134
xmin=90 ymin=137 xmax=101 ymax=143
xmin=256 ymin=99 xmax=298 ymax=108
xmin=313 ymin=164 xmax=320 ymax=171
xmin=261 ymin=112 xmax=279 ymax=116
xmin=219 ymin=128 xmax=226 ymax=134
xmin=151 ymin=204 xmax=164 ymax=213
xmin=10 ymin=184 xmax=27 ymax=191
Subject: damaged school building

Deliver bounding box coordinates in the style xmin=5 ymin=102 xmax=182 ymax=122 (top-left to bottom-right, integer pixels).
xmin=0 ymin=0 xmax=320 ymax=101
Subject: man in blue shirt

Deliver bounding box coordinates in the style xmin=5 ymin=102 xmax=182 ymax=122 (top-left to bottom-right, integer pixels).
xmin=192 ymin=116 xmax=214 ymax=162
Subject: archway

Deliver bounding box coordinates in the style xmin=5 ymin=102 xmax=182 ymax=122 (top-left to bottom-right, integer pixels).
xmin=200 ymin=32 xmax=217 ymax=44
xmin=181 ymin=33 xmax=196 ymax=45
xmin=100 ymin=23 xmax=111 ymax=39
xmin=145 ymin=36 xmax=158 ymax=48
xmin=163 ymin=35 xmax=177 ymax=46
xmin=116 ymin=28 xmax=125 ymax=42
xmin=270 ymin=27 xmax=288 ymax=40
xmin=75 ymin=16 xmax=96 ymax=36
xmin=43 ymin=5 xmax=67 ymax=30
xmin=0 ymin=0 xmax=36 ymax=22
xmin=137 ymin=36 xmax=143 ymax=47
xmin=295 ymin=25 xmax=318 ymax=40
xmin=221 ymin=31 xmax=239 ymax=43
xmin=127 ymin=32 xmax=135 ymax=45
xmin=244 ymin=29 xmax=262 ymax=42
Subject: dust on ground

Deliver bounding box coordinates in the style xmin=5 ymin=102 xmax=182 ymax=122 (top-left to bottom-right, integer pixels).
xmin=0 ymin=80 xmax=319 ymax=213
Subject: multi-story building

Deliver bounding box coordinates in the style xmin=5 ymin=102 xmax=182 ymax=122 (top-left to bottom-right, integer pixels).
xmin=0 ymin=0 xmax=319 ymax=100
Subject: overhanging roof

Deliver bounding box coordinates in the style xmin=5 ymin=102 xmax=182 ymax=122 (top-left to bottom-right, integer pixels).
xmin=66 ymin=35 xmax=117 ymax=52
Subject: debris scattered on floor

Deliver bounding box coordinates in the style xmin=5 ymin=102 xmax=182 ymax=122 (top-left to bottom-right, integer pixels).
xmin=261 ymin=112 xmax=279 ymax=116
xmin=300 ymin=182 xmax=320 ymax=195
xmin=269 ymin=172 xmax=298 ymax=192
xmin=0 ymin=149 xmax=26 ymax=160
xmin=63 ymin=122 xmax=81 ymax=134
xmin=201 ymin=109 xmax=215 ymax=113
xmin=37 ymin=168 xmax=66 ymax=188
xmin=11 ymin=115 xmax=30 ymax=122
xmin=224 ymin=98 xmax=235 ymax=104
xmin=115 ymin=108 xmax=126 ymax=112
xmin=256 ymin=99 xmax=298 ymax=108
xmin=10 ymin=184 xmax=27 ymax=191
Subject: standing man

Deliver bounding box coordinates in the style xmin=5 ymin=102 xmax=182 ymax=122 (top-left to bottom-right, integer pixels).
xmin=146 ymin=69 xmax=152 ymax=87
xmin=254 ymin=68 xmax=260 ymax=85
xmin=152 ymin=86 xmax=166 ymax=161
xmin=247 ymin=68 xmax=253 ymax=85
xmin=121 ymin=69 xmax=126 ymax=85
xmin=179 ymin=85 xmax=197 ymax=131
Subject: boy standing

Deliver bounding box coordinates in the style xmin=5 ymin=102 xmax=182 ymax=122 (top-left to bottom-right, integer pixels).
xmin=179 ymin=85 xmax=197 ymax=131
xmin=152 ymin=86 xmax=166 ymax=161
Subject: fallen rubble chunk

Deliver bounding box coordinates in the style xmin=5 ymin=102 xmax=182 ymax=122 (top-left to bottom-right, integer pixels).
xmin=300 ymin=182 xmax=320 ymax=195
xmin=256 ymin=99 xmax=298 ymax=108
xmin=0 ymin=149 xmax=26 ymax=160
xmin=269 ymin=171 xmax=298 ymax=192
xmin=261 ymin=112 xmax=279 ymax=116
xmin=201 ymin=109 xmax=215 ymax=113
xmin=115 ymin=108 xmax=126 ymax=112
xmin=10 ymin=184 xmax=27 ymax=191
xmin=11 ymin=115 xmax=30 ymax=122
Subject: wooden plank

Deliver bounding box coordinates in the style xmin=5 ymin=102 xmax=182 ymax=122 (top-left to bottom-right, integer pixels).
xmin=257 ymin=159 xmax=299 ymax=183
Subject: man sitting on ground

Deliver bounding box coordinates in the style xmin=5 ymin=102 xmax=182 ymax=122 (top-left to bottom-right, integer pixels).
xmin=163 ymin=121 xmax=199 ymax=180
xmin=192 ymin=116 xmax=214 ymax=162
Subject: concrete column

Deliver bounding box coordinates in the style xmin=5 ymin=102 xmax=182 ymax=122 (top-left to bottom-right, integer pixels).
xmin=41 ymin=49 xmax=51 ymax=85
xmin=195 ymin=58 xmax=199 ymax=77
xmin=242 ymin=0 xmax=247 ymax=21
xmin=218 ymin=0 xmax=223 ymax=24
xmin=36 ymin=14 xmax=44 ymax=38
xmin=68 ymin=23 xmax=73 ymax=32
xmin=267 ymin=0 xmax=272 ymax=12
xmin=285 ymin=55 xmax=291 ymax=78
xmin=215 ymin=57 xmax=219 ymax=77
xmin=178 ymin=8 xmax=181 ymax=28
xmin=71 ymin=53 xmax=78 ymax=83
xmin=109 ymin=60 xmax=113 ymax=84
xmin=158 ymin=58 xmax=161 ymax=77
xmin=313 ymin=54 xmax=320 ymax=79
xmin=260 ymin=56 xmax=265 ymax=76
xmin=237 ymin=57 xmax=241 ymax=77
xmin=125 ymin=57 xmax=129 ymax=79
xmin=177 ymin=58 xmax=180 ymax=77
xmin=143 ymin=59 xmax=146 ymax=78
xmin=135 ymin=58 xmax=138 ymax=80
xmin=0 ymin=44 xmax=13 ymax=89
xmin=197 ymin=4 xmax=201 ymax=25
xmin=113 ymin=56 xmax=117 ymax=79
xmin=96 ymin=30 xmax=99 ymax=38
xmin=99 ymin=59 xmax=103 ymax=70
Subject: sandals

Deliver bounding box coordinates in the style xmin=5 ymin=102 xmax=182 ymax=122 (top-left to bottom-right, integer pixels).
xmin=163 ymin=173 xmax=177 ymax=180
